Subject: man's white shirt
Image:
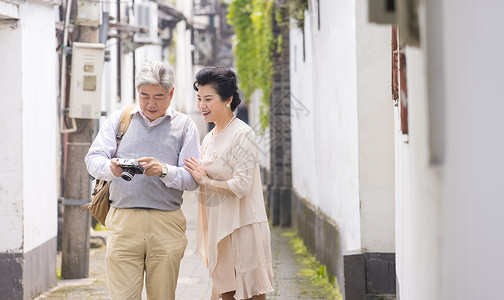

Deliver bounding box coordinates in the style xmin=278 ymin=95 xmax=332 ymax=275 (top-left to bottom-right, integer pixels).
xmin=85 ymin=105 xmax=200 ymax=191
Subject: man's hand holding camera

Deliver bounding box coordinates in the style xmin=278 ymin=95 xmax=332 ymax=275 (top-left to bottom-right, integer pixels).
xmin=137 ymin=157 xmax=164 ymax=177
xmin=110 ymin=159 xmax=126 ymax=178
xmin=111 ymin=157 xmax=165 ymax=181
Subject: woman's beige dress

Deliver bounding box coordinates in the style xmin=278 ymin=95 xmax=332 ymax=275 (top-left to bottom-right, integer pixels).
xmin=197 ymin=118 xmax=274 ymax=299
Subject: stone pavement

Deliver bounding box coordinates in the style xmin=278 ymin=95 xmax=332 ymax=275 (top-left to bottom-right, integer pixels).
xmin=36 ymin=191 xmax=330 ymax=300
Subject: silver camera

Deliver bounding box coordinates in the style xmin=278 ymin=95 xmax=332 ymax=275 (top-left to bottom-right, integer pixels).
xmin=114 ymin=158 xmax=145 ymax=181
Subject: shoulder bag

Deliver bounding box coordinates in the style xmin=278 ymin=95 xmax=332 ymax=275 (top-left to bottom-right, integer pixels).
xmin=81 ymin=105 xmax=135 ymax=225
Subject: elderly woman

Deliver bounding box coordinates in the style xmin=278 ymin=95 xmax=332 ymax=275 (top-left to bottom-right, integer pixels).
xmin=185 ymin=66 xmax=274 ymax=300
xmin=85 ymin=61 xmax=200 ymax=299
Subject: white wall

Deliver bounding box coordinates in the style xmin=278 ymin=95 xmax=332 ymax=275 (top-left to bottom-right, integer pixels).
xmin=0 ymin=0 xmax=58 ymax=253
xmin=20 ymin=0 xmax=58 ymax=252
xmin=355 ymin=0 xmax=395 ymax=253
xmin=290 ymin=0 xmax=361 ymax=252
xmin=395 ymin=1 xmax=504 ymax=299
xmin=393 ymin=0 xmax=445 ymax=294
xmin=441 ymin=0 xmax=504 ymax=298
xmin=395 ymin=44 xmax=441 ymax=300
xmin=0 ymin=17 xmax=24 ymax=252
xmin=290 ymin=0 xmax=395 ymax=255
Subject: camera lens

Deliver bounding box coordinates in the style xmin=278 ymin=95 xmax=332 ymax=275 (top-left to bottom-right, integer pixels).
xmin=121 ymin=168 xmax=135 ymax=181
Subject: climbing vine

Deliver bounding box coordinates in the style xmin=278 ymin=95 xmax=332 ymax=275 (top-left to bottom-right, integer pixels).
xmin=288 ymin=0 xmax=308 ymax=30
xmin=227 ymin=0 xmax=307 ymax=130
xmin=227 ymin=0 xmax=274 ymax=130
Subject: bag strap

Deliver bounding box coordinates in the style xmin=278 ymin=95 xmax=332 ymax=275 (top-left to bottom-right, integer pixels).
xmin=113 ymin=105 xmax=136 ymax=158
xmin=84 ymin=105 xmax=136 ymax=212
xmin=180 ymin=117 xmax=191 ymax=151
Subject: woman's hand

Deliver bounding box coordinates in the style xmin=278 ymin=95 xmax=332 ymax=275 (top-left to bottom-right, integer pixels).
xmin=184 ymin=157 xmax=208 ymax=186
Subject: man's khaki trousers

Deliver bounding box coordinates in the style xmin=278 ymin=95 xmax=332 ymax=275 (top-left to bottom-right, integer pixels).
xmin=105 ymin=207 xmax=187 ymax=300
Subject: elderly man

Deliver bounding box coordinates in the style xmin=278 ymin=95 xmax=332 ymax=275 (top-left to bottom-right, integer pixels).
xmin=85 ymin=61 xmax=200 ymax=299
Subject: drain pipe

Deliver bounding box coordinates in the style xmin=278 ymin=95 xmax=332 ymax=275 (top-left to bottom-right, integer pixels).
xmin=59 ymin=0 xmax=77 ymax=133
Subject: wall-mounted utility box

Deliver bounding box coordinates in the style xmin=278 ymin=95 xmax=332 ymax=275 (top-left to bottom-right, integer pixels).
xmin=76 ymin=0 xmax=102 ymax=27
xmin=69 ymin=42 xmax=105 ymax=119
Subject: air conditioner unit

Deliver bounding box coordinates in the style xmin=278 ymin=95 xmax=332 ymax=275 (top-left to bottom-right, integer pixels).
xmin=134 ymin=1 xmax=159 ymax=44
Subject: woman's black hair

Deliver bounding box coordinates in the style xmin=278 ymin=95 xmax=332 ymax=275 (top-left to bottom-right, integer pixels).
xmin=193 ymin=66 xmax=242 ymax=112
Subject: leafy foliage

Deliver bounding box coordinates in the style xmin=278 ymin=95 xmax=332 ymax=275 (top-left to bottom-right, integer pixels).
xmin=227 ymin=0 xmax=307 ymax=129
xmin=284 ymin=230 xmax=343 ymax=300
xmin=289 ymin=0 xmax=308 ymax=29
xmin=227 ymin=0 xmax=274 ymax=130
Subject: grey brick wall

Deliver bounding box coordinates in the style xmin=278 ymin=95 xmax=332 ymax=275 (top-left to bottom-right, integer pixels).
xmin=268 ymin=0 xmax=293 ymax=227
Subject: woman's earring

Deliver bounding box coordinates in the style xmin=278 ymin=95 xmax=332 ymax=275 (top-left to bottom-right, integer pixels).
xmin=226 ymin=103 xmax=231 ymax=108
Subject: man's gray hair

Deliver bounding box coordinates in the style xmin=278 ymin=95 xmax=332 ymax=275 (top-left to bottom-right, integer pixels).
xmin=136 ymin=61 xmax=175 ymax=92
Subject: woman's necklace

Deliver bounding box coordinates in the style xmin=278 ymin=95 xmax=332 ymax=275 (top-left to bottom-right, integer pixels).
xmin=213 ymin=115 xmax=236 ymax=136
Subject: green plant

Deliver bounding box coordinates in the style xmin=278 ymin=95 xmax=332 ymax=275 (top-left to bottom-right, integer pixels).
xmin=274 ymin=0 xmax=308 ymax=29
xmin=227 ymin=0 xmax=308 ymax=130
xmin=283 ymin=231 xmax=343 ymax=300
xmin=227 ymin=0 xmax=274 ymax=130
xmin=289 ymin=0 xmax=308 ymax=29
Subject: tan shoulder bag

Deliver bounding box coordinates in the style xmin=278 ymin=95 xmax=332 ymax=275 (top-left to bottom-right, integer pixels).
xmin=81 ymin=105 xmax=135 ymax=225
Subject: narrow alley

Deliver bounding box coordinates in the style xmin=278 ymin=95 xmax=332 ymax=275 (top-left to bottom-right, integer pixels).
xmin=35 ymin=191 xmax=340 ymax=300
xmin=2 ymin=0 xmax=504 ymax=299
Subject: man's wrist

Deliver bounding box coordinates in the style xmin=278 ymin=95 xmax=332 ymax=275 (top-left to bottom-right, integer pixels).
xmin=106 ymin=160 xmax=118 ymax=178
xmin=160 ymin=163 xmax=168 ymax=178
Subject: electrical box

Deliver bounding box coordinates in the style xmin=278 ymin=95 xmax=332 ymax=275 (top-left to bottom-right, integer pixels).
xmin=69 ymin=42 xmax=105 ymax=119
xmin=76 ymin=0 xmax=102 ymax=27
xmin=134 ymin=2 xmax=159 ymax=44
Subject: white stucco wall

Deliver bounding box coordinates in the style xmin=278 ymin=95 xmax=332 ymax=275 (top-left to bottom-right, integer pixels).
xmin=395 ymin=44 xmax=441 ymax=300
xmin=290 ymin=0 xmax=361 ymax=252
xmin=290 ymin=0 xmax=395 ymax=254
xmin=395 ymin=1 xmax=504 ymax=299
xmin=441 ymin=0 xmax=504 ymax=299
xmin=355 ymin=0 xmax=395 ymax=253
xmin=394 ymin=1 xmax=445 ymax=298
xmin=0 ymin=17 xmax=24 ymax=252
xmin=20 ymin=1 xmax=58 ymax=252
xmin=0 ymin=0 xmax=58 ymax=253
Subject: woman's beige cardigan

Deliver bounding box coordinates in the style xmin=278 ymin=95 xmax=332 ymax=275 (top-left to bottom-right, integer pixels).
xmin=196 ymin=118 xmax=270 ymax=278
